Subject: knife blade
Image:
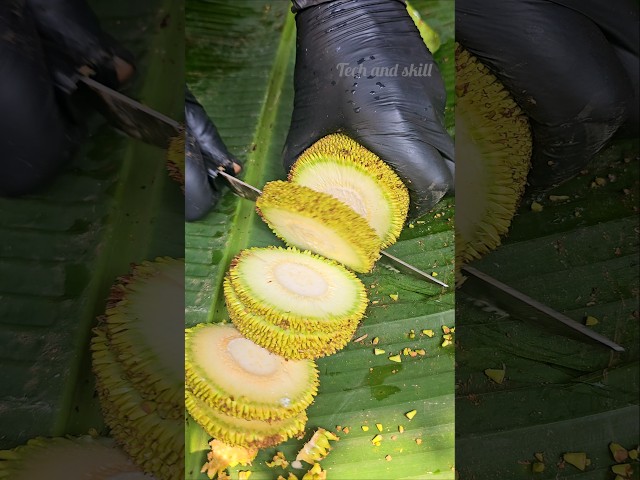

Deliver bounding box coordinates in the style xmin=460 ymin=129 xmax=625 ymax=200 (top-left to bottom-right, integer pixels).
xmin=460 ymin=265 xmax=624 ymax=352
xmin=215 ymin=170 xmax=449 ymax=288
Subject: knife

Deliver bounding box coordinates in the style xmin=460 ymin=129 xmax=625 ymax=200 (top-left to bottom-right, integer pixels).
xmin=460 ymin=265 xmax=624 ymax=352
xmin=213 ymin=169 xmax=449 ymax=288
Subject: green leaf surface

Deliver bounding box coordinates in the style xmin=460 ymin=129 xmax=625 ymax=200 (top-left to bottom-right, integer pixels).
xmin=185 ymin=1 xmax=455 ymax=478
xmin=0 ymin=0 xmax=183 ymax=448
xmin=456 ymin=141 xmax=640 ymax=479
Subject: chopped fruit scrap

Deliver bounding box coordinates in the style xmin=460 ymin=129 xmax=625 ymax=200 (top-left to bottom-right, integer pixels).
xmin=361 ymin=426 xmax=369 ymax=432
xmin=531 ymin=201 xmax=543 ymax=212
xmin=585 ymin=315 xmax=599 ymax=326
xmin=266 ymin=452 xmax=289 ymax=469
xmin=374 ymin=349 xmax=385 ymax=355
xmin=422 ymin=329 xmax=435 ymax=337
xmin=238 ymin=471 xmax=252 ymax=480
xmin=200 ymin=440 xmax=257 ymax=479
xmin=484 ymin=366 xmax=506 ymax=384
xmin=277 ymin=475 xmax=299 ymax=480
xmin=610 ymin=443 xmax=628 ymax=462
xmin=388 ymin=354 xmax=402 ymax=363
xmin=302 ymin=463 xmax=327 ymax=480
xmin=611 ymin=464 xmax=633 ymax=476
xmin=389 ymin=294 xmax=399 ymax=301
xmin=398 ymin=425 xmax=405 ymax=433
xmin=294 ymin=428 xmax=339 ymax=467
xmin=385 ymin=455 xmax=393 ymax=461
xmin=563 ymin=452 xmax=588 ymax=471
xmin=532 ymin=462 xmax=545 ymax=473
xmin=376 ymin=423 xmax=383 ymax=432
xmin=405 ymin=410 xmax=417 ymax=420
xmin=371 ymin=435 xmax=383 ymax=445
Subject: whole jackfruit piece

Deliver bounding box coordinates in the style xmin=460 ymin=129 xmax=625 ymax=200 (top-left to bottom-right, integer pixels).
xmin=455 ymin=44 xmax=531 ymax=278
xmin=0 ymin=435 xmax=156 ymax=480
xmin=101 ymin=257 xmax=184 ymax=416
xmin=185 ymin=322 xmax=319 ymax=420
xmin=289 ymin=134 xmax=409 ymax=249
xmin=225 ymin=281 xmax=357 ymax=359
xmin=226 ymin=247 xmax=367 ymax=335
xmin=92 ymin=326 xmax=183 ymax=480
xmin=186 ymin=390 xmax=307 ymax=449
xmin=256 ymin=181 xmax=381 ymax=272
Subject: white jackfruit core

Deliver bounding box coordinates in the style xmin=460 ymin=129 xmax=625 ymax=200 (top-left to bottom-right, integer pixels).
xmin=274 ymin=261 xmax=328 ymax=298
xmin=227 ymin=337 xmax=279 ymax=376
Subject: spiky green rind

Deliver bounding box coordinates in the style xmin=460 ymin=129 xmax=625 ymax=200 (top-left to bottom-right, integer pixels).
xmin=455 ymin=43 xmax=531 ymax=279
xmin=256 ymin=181 xmax=381 ymax=272
xmin=226 ymin=282 xmax=357 ymax=359
xmin=185 ymin=323 xmax=318 ymax=421
xmin=0 ymin=436 xmax=152 ymax=480
xmin=92 ymin=327 xmax=182 ymax=480
xmin=185 ymin=390 xmax=307 ymax=449
xmin=226 ymin=247 xmax=368 ymax=334
xmin=103 ymin=257 xmax=184 ymax=413
xmin=289 ymin=133 xmax=410 ymax=249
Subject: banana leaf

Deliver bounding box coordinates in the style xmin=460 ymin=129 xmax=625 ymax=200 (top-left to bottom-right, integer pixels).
xmin=185 ymin=1 xmax=455 ymax=478
xmin=0 ymin=0 xmax=183 ymax=448
xmin=456 ymin=140 xmax=639 ymax=479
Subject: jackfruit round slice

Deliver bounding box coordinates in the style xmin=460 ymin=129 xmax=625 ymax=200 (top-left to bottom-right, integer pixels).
xmin=186 ymin=390 xmax=306 ymax=449
xmin=103 ymin=257 xmax=184 ymax=414
xmin=185 ymin=323 xmax=319 ymax=420
xmin=289 ymin=133 xmax=409 ymax=249
xmin=455 ymin=44 xmax=531 ymax=274
xmin=92 ymin=326 xmax=182 ymax=480
xmin=225 ymin=282 xmax=357 ymax=359
xmin=0 ymin=435 xmax=156 ymax=480
xmin=226 ymin=247 xmax=367 ymax=334
xmin=256 ymin=181 xmax=381 ymax=272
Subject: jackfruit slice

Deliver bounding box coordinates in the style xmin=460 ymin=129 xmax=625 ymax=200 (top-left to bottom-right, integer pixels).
xmin=226 ymin=247 xmax=368 ymax=335
xmin=0 ymin=435 xmax=155 ymax=480
xmin=256 ymin=181 xmax=381 ymax=272
xmin=186 ymin=390 xmax=306 ymax=449
xmin=102 ymin=257 xmax=184 ymax=415
xmin=225 ymin=283 xmax=357 ymax=359
xmin=185 ymin=323 xmax=318 ymax=420
xmin=289 ymin=133 xmax=409 ymax=249
xmin=455 ymin=44 xmax=532 ymax=276
xmin=92 ymin=326 xmax=183 ymax=480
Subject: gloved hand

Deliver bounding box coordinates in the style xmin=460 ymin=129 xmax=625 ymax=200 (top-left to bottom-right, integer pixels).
xmin=456 ymin=0 xmax=638 ymax=190
xmin=0 ymin=0 xmax=135 ymax=196
xmin=285 ymin=0 xmax=454 ymax=219
xmin=185 ymin=88 xmax=242 ymax=221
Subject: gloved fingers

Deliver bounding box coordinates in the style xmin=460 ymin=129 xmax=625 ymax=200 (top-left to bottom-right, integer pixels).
xmin=185 ymin=87 xmax=242 ymax=175
xmin=26 ymin=0 xmax=136 ymax=89
xmin=185 ymin=130 xmax=219 ymax=222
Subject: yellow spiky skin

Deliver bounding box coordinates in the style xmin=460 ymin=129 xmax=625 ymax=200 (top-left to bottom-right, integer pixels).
xmin=102 ymin=257 xmax=184 ymax=416
xmin=200 ymin=440 xmax=257 ymax=480
xmin=186 ymin=390 xmax=307 ymax=449
xmin=167 ymin=128 xmax=185 ymax=188
xmin=91 ymin=327 xmax=182 ymax=480
xmin=294 ymin=429 xmax=340 ymax=466
xmin=185 ymin=323 xmax=319 ymax=421
xmin=0 ymin=436 xmax=152 ymax=480
xmin=226 ymin=247 xmax=368 ymax=336
xmin=455 ymin=44 xmax=531 ymax=283
xmin=289 ymin=133 xmax=409 ymax=249
xmin=256 ymin=181 xmax=381 ymax=272
xmin=225 ymin=282 xmax=358 ymax=359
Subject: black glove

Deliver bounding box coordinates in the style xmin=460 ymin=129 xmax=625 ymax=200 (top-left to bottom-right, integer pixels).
xmin=27 ymin=0 xmax=136 ymax=90
xmin=457 ymin=0 xmax=638 ymax=190
xmin=0 ymin=0 xmax=135 ymax=196
xmin=284 ymin=0 xmax=454 ymax=219
xmin=185 ymin=88 xmax=242 ymax=221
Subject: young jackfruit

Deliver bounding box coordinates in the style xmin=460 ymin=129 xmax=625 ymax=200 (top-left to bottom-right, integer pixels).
xmin=225 ymin=281 xmax=357 ymax=359
xmin=455 ymin=44 xmax=531 ymax=277
xmin=101 ymin=257 xmax=184 ymax=417
xmin=0 ymin=435 xmax=156 ymax=480
xmin=185 ymin=323 xmax=319 ymax=420
xmin=185 ymin=390 xmax=306 ymax=449
xmin=256 ymin=181 xmax=381 ymax=272
xmin=226 ymin=247 xmax=367 ymax=335
xmin=92 ymin=326 xmax=183 ymax=480
xmin=289 ymin=134 xmax=409 ymax=249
